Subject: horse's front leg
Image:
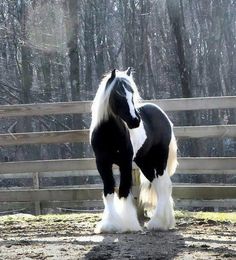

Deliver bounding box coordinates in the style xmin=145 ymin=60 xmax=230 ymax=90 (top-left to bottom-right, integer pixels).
xmin=95 ymin=159 xmax=123 ymax=234
xmin=116 ymin=162 xmax=142 ymax=232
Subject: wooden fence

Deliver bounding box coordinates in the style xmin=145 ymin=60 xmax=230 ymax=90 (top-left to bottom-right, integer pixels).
xmin=0 ymin=96 xmax=236 ymax=214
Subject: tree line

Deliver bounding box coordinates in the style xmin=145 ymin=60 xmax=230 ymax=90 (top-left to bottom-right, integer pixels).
xmin=0 ymin=0 xmax=235 ymax=161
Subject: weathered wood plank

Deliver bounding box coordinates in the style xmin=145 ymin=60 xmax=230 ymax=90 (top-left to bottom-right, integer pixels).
xmin=0 ymin=187 xmax=102 ymax=202
xmin=0 ymin=157 xmax=236 ymax=175
xmin=0 ymin=96 xmax=235 ymax=118
xmin=0 ymin=101 xmax=91 ymax=117
xmin=0 ymin=130 xmax=88 ymax=146
xmin=151 ymin=96 xmax=236 ymax=112
xmin=41 ymin=199 xmax=236 ymax=211
xmin=178 ymin=157 xmax=236 ymax=171
xmin=173 ymin=184 xmax=236 ymax=200
xmin=0 ymin=158 xmax=97 ymax=174
xmin=0 ymin=170 xmax=101 ymax=179
xmin=174 ymin=199 xmax=236 ymax=209
xmin=0 ymin=168 xmax=235 ymax=181
xmin=0 ymin=125 xmax=235 ymax=146
xmin=0 ymin=185 xmax=235 ymax=202
xmin=174 ymin=125 xmax=236 ymax=138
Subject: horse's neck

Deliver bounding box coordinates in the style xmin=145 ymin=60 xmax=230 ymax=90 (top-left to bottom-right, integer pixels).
xmin=107 ymin=115 xmax=127 ymax=132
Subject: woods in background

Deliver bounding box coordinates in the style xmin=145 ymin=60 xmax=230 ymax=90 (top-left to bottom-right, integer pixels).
xmin=0 ymin=0 xmax=235 ymax=161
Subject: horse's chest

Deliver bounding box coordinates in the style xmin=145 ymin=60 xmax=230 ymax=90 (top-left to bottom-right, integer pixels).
xmin=91 ymin=120 xmax=132 ymax=154
xmin=128 ymin=121 xmax=147 ymax=157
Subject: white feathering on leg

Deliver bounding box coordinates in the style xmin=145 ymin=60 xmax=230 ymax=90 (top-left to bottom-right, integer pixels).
xmin=145 ymin=171 xmax=175 ymax=231
xmin=167 ymin=131 xmax=178 ymax=176
xmin=95 ymin=193 xmax=124 ymax=233
xmin=139 ymin=170 xmax=157 ymax=215
xmin=116 ymin=193 xmax=142 ymax=232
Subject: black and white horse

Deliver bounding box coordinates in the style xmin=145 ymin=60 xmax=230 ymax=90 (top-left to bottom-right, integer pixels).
xmin=90 ymin=68 xmax=178 ymax=233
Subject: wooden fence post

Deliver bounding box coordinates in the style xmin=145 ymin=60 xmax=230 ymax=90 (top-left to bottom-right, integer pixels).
xmin=33 ymin=172 xmax=41 ymax=215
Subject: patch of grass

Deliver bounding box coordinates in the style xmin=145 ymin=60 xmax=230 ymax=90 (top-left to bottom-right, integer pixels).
xmin=0 ymin=211 xmax=235 ymax=225
xmin=175 ymin=210 xmax=236 ymax=223
xmin=0 ymin=213 xmax=101 ymax=224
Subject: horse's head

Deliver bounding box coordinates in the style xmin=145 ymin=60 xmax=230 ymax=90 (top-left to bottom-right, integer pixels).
xmin=108 ymin=68 xmax=141 ymax=129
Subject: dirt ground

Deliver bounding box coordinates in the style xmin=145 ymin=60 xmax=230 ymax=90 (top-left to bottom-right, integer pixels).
xmin=0 ymin=212 xmax=235 ymax=260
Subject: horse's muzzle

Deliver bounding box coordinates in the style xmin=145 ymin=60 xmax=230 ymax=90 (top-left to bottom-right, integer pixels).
xmin=128 ymin=116 xmax=140 ymax=129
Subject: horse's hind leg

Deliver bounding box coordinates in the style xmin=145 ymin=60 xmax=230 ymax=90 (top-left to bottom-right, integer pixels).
xmin=146 ymin=170 xmax=175 ymax=230
xmin=116 ymin=162 xmax=142 ymax=232
xmin=145 ymin=136 xmax=177 ymax=230
xmin=94 ymin=159 xmax=123 ymax=233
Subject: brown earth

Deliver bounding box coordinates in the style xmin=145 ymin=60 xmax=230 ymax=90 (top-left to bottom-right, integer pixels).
xmin=0 ymin=213 xmax=235 ymax=260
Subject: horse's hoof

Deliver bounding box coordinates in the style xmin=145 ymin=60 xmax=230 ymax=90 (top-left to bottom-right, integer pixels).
xmin=94 ymin=220 xmax=142 ymax=233
xmin=124 ymin=223 xmax=142 ymax=232
xmin=94 ymin=221 xmax=123 ymax=234
xmin=94 ymin=217 xmax=142 ymax=233
xmin=145 ymin=217 xmax=171 ymax=231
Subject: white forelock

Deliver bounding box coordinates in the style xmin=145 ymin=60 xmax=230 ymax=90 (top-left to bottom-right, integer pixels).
xmin=90 ymin=70 xmax=141 ymax=138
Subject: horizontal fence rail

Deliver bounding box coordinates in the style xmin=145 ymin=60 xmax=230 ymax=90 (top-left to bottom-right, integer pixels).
xmin=0 ymin=157 xmax=236 ymax=175
xmin=0 ymin=96 xmax=235 ymax=118
xmin=173 ymin=125 xmax=236 ymax=139
xmin=0 ymin=130 xmax=89 ymax=146
xmin=0 ymin=125 xmax=235 ymax=146
xmin=0 ymin=185 xmax=235 ymax=202
xmin=0 ymin=101 xmax=92 ymax=117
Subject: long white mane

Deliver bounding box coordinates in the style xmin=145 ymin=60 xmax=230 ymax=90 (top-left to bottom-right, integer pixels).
xmin=90 ymin=69 xmax=141 ymax=135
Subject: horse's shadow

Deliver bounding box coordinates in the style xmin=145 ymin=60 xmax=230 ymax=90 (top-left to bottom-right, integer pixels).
xmin=84 ymin=227 xmax=185 ymax=259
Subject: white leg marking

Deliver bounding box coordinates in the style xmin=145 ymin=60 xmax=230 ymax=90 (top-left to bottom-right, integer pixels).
xmin=145 ymin=171 xmax=175 ymax=231
xmin=95 ymin=194 xmax=123 ymax=234
xmin=116 ymin=193 xmax=142 ymax=232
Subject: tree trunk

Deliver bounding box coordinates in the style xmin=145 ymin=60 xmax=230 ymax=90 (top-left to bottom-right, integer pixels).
xmin=17 ymin=0 xmax=40 ymax=160
xmin=167 ymin=0 xmax=200 ymax=156
xmin=64 ymin=0 xmax=83 ymax=158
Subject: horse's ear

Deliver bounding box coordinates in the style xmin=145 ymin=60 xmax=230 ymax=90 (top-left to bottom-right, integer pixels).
xmin=111 ymin=69 xmax=116 ymax=80
xmin=105 ymin=69 xmax=116 ymax=89
xmin=126 ymin=67 xmax=132 ymax=76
